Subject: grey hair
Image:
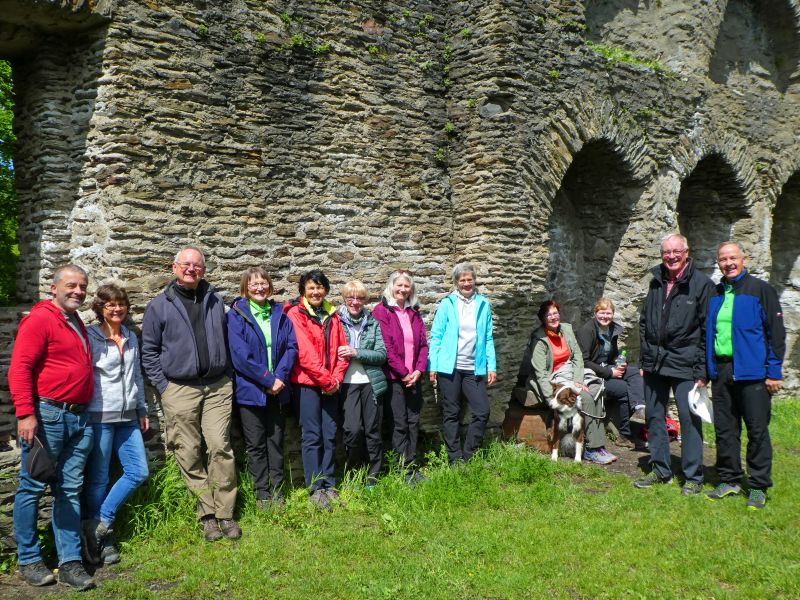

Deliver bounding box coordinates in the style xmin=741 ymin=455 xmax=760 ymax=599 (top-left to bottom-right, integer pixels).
xmin=451 ymin=262 xmax=477 ymax=286
xmin=53 ymin=264 xmax=88 ymax=284
xmin=660 ymin=233 xmax=689 ymax=252
xmin=382 ymin=270 xmax=419 ymax=308
xmin=174 ymin=246 xmax=206 ymax=265
xmin=717 ymin=240 xmax=746 ymax=255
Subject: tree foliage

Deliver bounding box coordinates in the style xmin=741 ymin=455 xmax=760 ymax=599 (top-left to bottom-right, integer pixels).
xmin=0 ymin=59 xmax=17 ymax=304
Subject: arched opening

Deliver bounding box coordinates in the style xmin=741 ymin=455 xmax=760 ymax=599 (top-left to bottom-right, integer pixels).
xmin=770 ymin=173 xmax=800 ymax=386
xmin=709 ymin=0 xmax=800 ymax=93
xmin=545 ymin=139 xmax=644 ymax=326
xmin=676 ymin=153 xmax=749 ymax=276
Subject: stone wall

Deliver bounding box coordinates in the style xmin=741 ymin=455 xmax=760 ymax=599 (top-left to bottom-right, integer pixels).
xmin=2 ymin=0 xmax=800 ymax=548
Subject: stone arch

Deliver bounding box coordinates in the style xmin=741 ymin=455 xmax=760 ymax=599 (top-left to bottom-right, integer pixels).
xmin=770 ymin=172 xmax=800 ymax=387
xmin=676 ymin=152 xmax=750 ymax=276
xmin=545 ymin=137 xmax=647 ymax=326
xmin=709 ymin=0 xmax=800 ymax=93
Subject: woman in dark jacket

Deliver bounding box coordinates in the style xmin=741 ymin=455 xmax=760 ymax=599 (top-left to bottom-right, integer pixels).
xmin=227 ymin=267 xmax=298 ymax=508
xmin=372 ymin=270 xmax=428 ymax=483
xmin=576 ymin=297 xmax=645 ymax=449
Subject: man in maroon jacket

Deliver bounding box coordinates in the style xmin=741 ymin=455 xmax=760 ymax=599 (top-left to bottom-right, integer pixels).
xmin=9 ymin=264 xmax=96 ymax=590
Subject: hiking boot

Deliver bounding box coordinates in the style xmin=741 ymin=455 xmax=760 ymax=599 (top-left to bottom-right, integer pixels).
xmin=681 ymin=482 xmax=703 ymax=496
xmin=201 ymin=515 xmax=223 ymax=542
xmin=746 ymin=489 xmax=767 ymax=510
xmin=583 ymin=447 xmax=616 ymax=465
xmin=630 ymin=407 xmax=646 ymax=425
xmin=614 ymin=436 xmax=635 ymax=449
xmin=706 ymin=482 xmax=742 ymax=500
xmin=633 ymin=471 xmax=673 ymax=489
xmin=18 ymin=561 xmax=55 ymax=586
xmin=58 ymin=560 xmax=96 ymax=591
xmin=219 ymin=519 xmax=242 ymax=539
xmin=80 ymin=519 xmax=107 ymax=566
xmin=100 ymin=530 xmax=121 ymax=565
xmin=405 ymin=470 xmax=428 ymax=486
xmin=309 ymin=489 xmax=331 ymax=511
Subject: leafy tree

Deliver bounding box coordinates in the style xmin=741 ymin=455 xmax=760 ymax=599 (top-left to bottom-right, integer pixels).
xmin=0 ymin=59 xmax=17 ymax=304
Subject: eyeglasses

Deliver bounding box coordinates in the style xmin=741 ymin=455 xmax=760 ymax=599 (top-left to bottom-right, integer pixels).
xmin=546 ymin=312 xmax=560 ymax=320
xmin=346 ymin=296 xmax=366 ymax=304
xmin=248 ymin=283 xmax=271 ymax=291
xmin=661 ymin=249 xmax=687 ymax=257
xmin=175 ymin=262 xmax=205 ymax=271
xmin=103 ymin=303 xmax=127 ymax=311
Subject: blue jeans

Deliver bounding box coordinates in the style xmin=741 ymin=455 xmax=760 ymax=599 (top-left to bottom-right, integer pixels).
xmin=296 ymin=385 xmax=339 ymax=492
xmin=85 ymin=421 xmax=149 ymax=527
xmin=13 ymin=403 xmax=94 ymax=566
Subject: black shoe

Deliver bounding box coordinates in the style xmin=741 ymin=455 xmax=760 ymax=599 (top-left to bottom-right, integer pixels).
xmin=100 ymin=530 xmax=121 ymax=565
xmin=633 ymin=471 xmax=673 ymax=489
xmin=18 ymin=561 xmax=55 ymax=586
xmin=80 ymin=519 xmax=107 ymax=565
xmin=58 ymin=560 xmax=96 ymax=591
xmin=201 ymin=515 xmax=223 ymax=542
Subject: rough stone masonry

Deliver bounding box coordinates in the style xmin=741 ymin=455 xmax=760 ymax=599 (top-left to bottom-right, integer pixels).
xmin=1 ymin=0 xmax=800 ymax=547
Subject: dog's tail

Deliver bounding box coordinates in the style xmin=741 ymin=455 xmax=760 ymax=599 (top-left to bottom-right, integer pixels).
xmin=559 ymin=433 xmax=576 ymax=457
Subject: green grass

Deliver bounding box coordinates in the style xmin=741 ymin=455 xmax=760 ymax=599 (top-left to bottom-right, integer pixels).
xmin=585 ymin=40 xmax=672 ymax=76
xmin=61 ymin=400 xmax=800 ymax=597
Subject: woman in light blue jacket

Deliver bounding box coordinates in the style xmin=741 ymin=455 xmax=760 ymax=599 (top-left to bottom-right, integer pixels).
xmin=429 ymin=262 xmax=496 ymax=464
xmin=83 ymin=284 xmax=149 ymax=567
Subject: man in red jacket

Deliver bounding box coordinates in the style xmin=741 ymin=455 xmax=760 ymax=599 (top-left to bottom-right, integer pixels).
xmin=9 ymin=265 xmax=96 ymax=590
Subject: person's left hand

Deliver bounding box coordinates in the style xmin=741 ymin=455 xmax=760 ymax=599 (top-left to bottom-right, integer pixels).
xmin=575 ymin=382 xmax=589 ymax=392
xmin=139 ymin=415 xmax=150 ymax=433
xmin=766 ymin=378 xmax=783 ymax=395
xmin=487 ymin=372 xmax=497 ymax=386
xmin=403 ymin=370 xmax=421 ymax=387
xmin=695 ymin=379 xmax=706 ymax=388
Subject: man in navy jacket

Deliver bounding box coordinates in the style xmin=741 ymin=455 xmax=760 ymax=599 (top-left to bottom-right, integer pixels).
xmin=705 ymin=241 xmax=785 ymax=510
xmin=142 ymin=247 xmax=240 ymax=540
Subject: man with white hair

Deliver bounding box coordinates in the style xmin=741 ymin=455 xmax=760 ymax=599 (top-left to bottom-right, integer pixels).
xmin=705 ymin=241 xmax=785 ymax=510
xmin=635 ymin=234 xmax=714 ymax=495
xmin=142 ymin=247 xmax=240 ymax=541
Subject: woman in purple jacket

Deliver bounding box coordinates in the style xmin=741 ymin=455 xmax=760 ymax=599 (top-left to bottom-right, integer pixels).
xmin=372 ymin=270 xmax=428 ymax=482
xmin=227 ymin=268 xmax=298 ymax=508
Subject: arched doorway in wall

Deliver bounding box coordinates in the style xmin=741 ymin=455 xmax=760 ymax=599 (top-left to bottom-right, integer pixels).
xmin=709 ymin=0 xmax=800 ymax=93
xmin=770 ymin=172 xmax=800 ymax=387
xmin=676 ymin=153 xmax=749 ymax=277
xmin=545 ymin=139 xmax=643 ymax=326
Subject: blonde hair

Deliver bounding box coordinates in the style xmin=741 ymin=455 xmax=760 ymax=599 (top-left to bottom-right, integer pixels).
xmin=593 ymin=297 xmax=615 ymax=313
xmin=382 ymin=270 xmax=419 ymax=307
xmin=341 ymin=280 xmax=369 ymax=300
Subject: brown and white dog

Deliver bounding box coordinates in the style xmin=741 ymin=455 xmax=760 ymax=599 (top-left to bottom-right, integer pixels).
xmin=547 ymin=384 xmax=585 ymax=462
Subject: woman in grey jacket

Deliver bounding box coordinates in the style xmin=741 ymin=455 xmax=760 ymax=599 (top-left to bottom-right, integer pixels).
xmin=82 ymin=284 xmax=149 ymax=567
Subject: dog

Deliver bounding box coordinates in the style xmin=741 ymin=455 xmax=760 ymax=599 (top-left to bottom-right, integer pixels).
xmin=547 ymin=383 xmax=585 ymax=462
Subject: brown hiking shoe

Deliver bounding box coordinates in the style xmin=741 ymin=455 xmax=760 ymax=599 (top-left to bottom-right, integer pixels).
xmin=219 ymin=518 xmax=242 ymax=539
xmin=201 ymin=516 xmax=223 ymax=542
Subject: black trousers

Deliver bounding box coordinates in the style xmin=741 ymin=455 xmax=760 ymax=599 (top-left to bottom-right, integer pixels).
xmin=385 ymin=380 xmax=422 ymax=466
xmin=341 ymin=382 xmax=382 ymax=481
xmin=437 ymin=370 xmax=490 ymax=463
xmin=711 ymin=361 xmax=773 ymax=490
xmin=239 ymin=402 xmax=285 ymax=499
xmin=604 ymin=365 xmax=644 ymax=437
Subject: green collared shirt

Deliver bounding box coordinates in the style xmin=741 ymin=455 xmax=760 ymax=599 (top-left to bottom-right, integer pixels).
xmin=249 ymin=299 xmax=273 ymax=371
xmin=714 ymin=284 xmax=734 ymax=358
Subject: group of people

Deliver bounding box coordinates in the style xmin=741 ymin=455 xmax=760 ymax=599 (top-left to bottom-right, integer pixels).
xmin=9 ymin=235 xmax=785 ymax=590
xmin=8 ymin=247 xmax=497 ymax=590
xmin=520 ymin=234 xmax=785 ymax=515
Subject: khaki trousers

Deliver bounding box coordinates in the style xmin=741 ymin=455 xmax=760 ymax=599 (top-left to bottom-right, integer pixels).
xmin=161 ymin=378 xmax=237 ymax=520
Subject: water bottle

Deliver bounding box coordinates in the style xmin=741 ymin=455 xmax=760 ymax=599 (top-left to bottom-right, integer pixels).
xmin=615 ymin=350 xmax=627 ymax=368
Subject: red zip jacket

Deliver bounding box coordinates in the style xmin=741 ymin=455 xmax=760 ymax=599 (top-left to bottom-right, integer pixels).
xmin=284 ymin=298 xmax=349 ymax=393
xmin=8 ymin=300 xmax=94 ymax=418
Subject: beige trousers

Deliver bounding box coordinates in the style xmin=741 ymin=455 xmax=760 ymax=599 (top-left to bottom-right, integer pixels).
xmin=161 ymin=377 xmax=237 ymax=520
